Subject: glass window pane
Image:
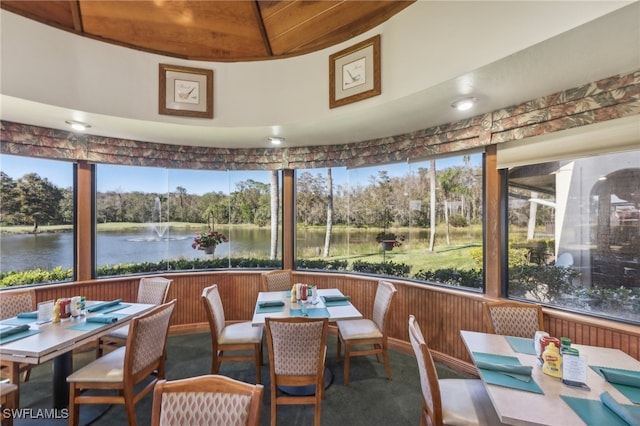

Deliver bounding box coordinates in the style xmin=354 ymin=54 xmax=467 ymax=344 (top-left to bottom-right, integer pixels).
xmin=507 ymin=150 xmax=640 ymax=323
xmin=296 ymin=154 xmax=484 ymax=290
xmin=96 ymin=165 xmax=281 ymax=277
xmin=0 ymin=155 xmax=74 ymax=285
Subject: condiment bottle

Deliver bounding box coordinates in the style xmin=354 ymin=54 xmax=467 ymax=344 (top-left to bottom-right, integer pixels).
xmin=52 ymin=299 xmax=61 ymax=323
xmin=534 ymin=331 xmax=550 ymax=362
xmin=542 ymin=342 xmax=562 ymax=378
xmin=560 ymin=337 xmax=579 ymax=356
xmin=290 ymin=284 xmax=297 ymax=303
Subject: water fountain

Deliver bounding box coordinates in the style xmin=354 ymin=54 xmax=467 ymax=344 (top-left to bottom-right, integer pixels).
xmin=150 ymin=196 xmax=169 ymax=238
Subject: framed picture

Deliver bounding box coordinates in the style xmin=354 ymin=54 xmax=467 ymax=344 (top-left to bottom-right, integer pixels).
xmin=159 ymin=64 xmax=213 ymax=118
xmin=329 ymin=34 xmax=381 ymax=109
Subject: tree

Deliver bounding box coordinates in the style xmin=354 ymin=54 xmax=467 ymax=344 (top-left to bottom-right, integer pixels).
xmin=438 ymin=167 xmax=471 ymax=246
xmin=0 ymin=172 xmax=19 ymax=224
xmin=323 ymin=168 xmax=333 ymax=257
xmin=429 ymin=160 xmax=437 ymax=251
xmin=16 ymin=173 xmax=63 ymax=231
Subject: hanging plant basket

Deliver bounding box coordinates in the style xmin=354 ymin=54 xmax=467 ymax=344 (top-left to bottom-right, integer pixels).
xmin=381 ymin=240 xmax=396 ymax=251
xmin=203 ymin=246 xmax=216 ymax=255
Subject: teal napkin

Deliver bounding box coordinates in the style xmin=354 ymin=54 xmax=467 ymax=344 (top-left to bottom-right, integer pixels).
xmin=0 ymin=328 xmax=40 ymax=344
xmin=290 ymin=308 xmax=329 ymax=318
xmin=86 ymin=316 xmax=119 ymax=324
xmin=601 ymin=391 xmax=640 ymax=426
xmin=561 ymin=395 xmax=640 ymax=426
xmin=17 ymin=311 xmax=38 ymax=319
xmin=0 ymin=324 xmax=30 ymax=338
xmin=472 ymin=352 xmax=543 ymax=394
xmin=0 ymin=317 xmax=35 ymax=326
xmin=258 ymin=301 xmax=285 ymax=308
xmin=592 ymin=366 xmax=640 ymax=404
xmin=255 ymin=304 xmax=284 ymax=314
xmin=474 ymin=360 xmax=533 ymax=382
xmin=87 ymin=299 xmax=123 ymax=313
xmin=322 ymin=295 xmax=350 ymax=302
xmin=504 ymin=336 xmax=537 ymax=355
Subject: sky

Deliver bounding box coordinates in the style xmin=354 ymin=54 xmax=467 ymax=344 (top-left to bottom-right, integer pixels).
xmin=0 ymin=153 xmax=482 ymax=195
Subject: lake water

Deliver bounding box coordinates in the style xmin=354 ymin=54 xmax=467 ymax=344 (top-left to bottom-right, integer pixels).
xmin=0 ymin=228 xmax=407 ymax=273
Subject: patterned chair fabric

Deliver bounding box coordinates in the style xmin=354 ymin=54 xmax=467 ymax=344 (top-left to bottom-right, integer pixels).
xmin=67 ymin=300 xmax=176 ymax=426
xmin=201 ymin=285 xmax=263 ymax=384
xmin=483 ymin=301 xmax=544 ymax=338
xmin=261 ymin=270 xmax=293 ymax=292
xmin=336 ymin=280 xmax=397 ymax=385
xmin=0 ymin=290 xmax=35 ymax=392
xmin=0 ymin=290 xmax=34 ymax=320
xmin=265 ymin=317 xmax=328 ymax=426
xmin=97 ymin=276 xmax=172 ymax=356
xmin=408 ymin=315 xmax=504 ymax=426
xmin=137 ymin=277 xmax=172 ymax=304
xmin=151 ymin=375 xmax=264 ymax=426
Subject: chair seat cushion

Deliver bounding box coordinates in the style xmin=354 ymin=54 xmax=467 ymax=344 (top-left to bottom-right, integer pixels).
xmin=67 ymin=346 xmax=125 ymax=383
xmin=219 ymin=322 xmax=263 ymax=345
xmin=337 ymin=319 xmax=382 ymax=340
xmin=439 ymin=378 xmax=503 ymax=425
xmin=0 ymin=382 xmax=18 ymax=396
xmin=105 ymin=324 xmax=129 ymax=339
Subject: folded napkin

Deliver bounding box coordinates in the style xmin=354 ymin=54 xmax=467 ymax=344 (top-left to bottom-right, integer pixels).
xmin=87 ymin=299 xmax=123 ymax=313
xmin=86 ymin=316 xmax=119 ymax=324
xmin=475 ymin=360 xmax=533 ymax=382
xmin=0 ymin=324 xmax=30 ymax=338
xmin=258 ymin=301 xmax=285 ymax=308
xmin=323 ymin=295 xmax=350 ymax=302
xmin=601 ymin=369 xmax=640 ymax=389
xmin=17 ymin=311 xmax=38 ymax=319
xmin=601 ymin=391 xmax=640 ymax=426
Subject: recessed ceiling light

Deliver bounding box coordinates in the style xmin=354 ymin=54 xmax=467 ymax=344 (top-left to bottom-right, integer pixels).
xmin=65 ymin=120 xmax=91 ymax=131
xmin=268 ymin=136 xmax=284 ymax=145
xmin=451 ymin=97 xmax=477 ymax=111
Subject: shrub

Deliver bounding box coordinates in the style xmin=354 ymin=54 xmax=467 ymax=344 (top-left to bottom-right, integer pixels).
xmin=351 ymin=260 xmax=411 ymax=277
xmin=449 ymin=215 xmax=468 ymax=227
xmin=297 ymin=259 xmax=348 ymax=270
xmin=413 ymin=268 xmax=483 ymax=288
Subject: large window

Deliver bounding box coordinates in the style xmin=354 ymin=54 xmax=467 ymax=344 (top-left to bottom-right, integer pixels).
xmin=507 ymin=150 xmax=640 ymax=323
xmin=95 ymin=164 xmax=280 ymax=277
xmin=295 ymin=153 xmax=484 ymax=290
xmin=0 ymin=155 xmax=75 ymax=285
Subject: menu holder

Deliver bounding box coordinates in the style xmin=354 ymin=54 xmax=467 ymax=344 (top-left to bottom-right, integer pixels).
xmin=562 ymin=354 xmax=590 ymax=390
xmin=37 ymin=300 xmax=54 ymax=324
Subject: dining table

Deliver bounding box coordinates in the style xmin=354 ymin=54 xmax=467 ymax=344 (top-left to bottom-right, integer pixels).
xmin=252 ymin=288 xmax=363 ymax=395
xmin=460 ymin=330 xmax=640 ymax=426
xmin=0 ymin=300 xmax=155 ymax=409
xmin=251 ymin=288 xmax=363 ymax=326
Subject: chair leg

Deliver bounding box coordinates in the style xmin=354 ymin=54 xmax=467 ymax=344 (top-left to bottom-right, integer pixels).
xmin=383 ymin=344 xmax=392 ymax=381
xmin=123 ymin=387 xmax=138 ymax=426
xmin=254 ymin=343 xmax=262 ymax=384
xmin=336 ymin=334 xmax=342 ymax=361
xmin=23 ymin=368 xmax=31 ymax=382
xmin=211 ymin=347 xmax=220 ymax=374
xmin=96 ymin=338 xmax=104 ymax=358
xmin=343 ymin=342 xmax=351 ymax=386
xmin=314 ymin=391 xmax=322 ymax=426
xmin=270 ymin=383 xmax=277 ymax=426
xmin=69 ymin=384 xmax=79 ymax=426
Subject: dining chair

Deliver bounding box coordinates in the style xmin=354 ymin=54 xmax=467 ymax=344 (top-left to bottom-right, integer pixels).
xmin=265 ymin=317 xmax=329 ymax=426
xmin=0 ymin=382 xmax=18 ymax=426
xmin=483 ymin=300 xmax=544 ymax=338
xmin=96 ymin=276 xmax=172 ymax=357
xmin=409 ymin=315 xmax=503 ymax=426
xmin=261 ymin=269 xmax=293 ymax=292
xmin=150 ymin=374 xmax=264 ymax=426
xmin=0 ymin=290 xmax=36 ymax=388
xmin=336 ymin=280 xmax=397 ymax=385
xmin=201 ymin=284 xmax=264 ymax=384
xmin=67 ymin=299 xmax=176 ymax=426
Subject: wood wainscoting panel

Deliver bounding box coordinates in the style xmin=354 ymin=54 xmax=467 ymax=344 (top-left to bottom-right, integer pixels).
xmin=8 ymin=271 xmax=637 ymax=366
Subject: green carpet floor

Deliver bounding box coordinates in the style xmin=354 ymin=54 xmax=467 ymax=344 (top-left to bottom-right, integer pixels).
xmin=17 ymin=332 xmax=472 ymax=425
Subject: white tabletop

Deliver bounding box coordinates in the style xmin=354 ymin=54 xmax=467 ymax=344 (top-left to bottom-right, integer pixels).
xmin=460 ymin=330 xmax=640 ymax=426
xmin=251 ymin=288 xmax=362 ymax=326
xmin=0 ymin=301 xmax=155 ymax=365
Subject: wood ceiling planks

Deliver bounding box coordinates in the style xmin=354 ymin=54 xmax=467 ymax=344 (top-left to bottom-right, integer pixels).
xmin=1 ymin=0 xmax=414 ymax=61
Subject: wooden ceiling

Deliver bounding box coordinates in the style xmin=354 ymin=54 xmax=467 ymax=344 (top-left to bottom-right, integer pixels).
xmin=1 ymin=0 xmax=414 ymax=61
